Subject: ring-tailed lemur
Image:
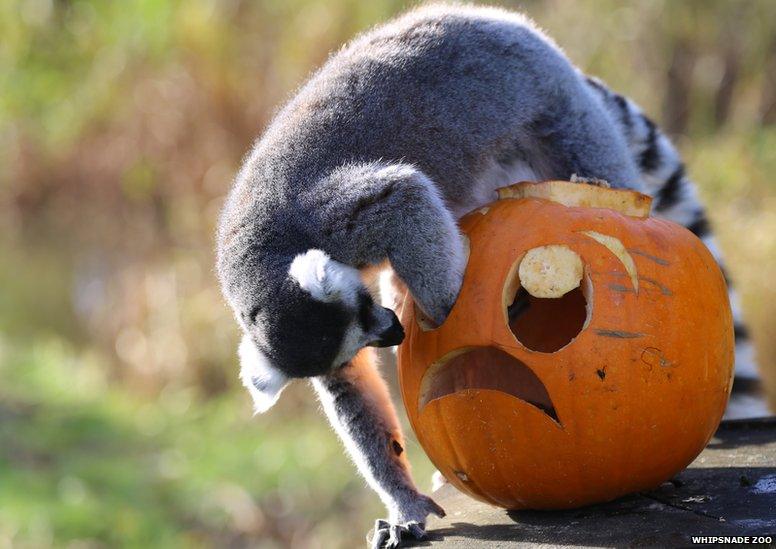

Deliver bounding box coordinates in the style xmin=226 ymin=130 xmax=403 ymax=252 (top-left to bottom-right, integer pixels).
xmin=216 ymin=5 xmax=769 ymax=547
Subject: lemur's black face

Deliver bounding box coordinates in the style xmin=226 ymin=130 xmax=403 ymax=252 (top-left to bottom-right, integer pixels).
xmin=236 ymin=249 xmax=403 ymax=412
xmin=252 ymin=285 xmax=402 ymax=378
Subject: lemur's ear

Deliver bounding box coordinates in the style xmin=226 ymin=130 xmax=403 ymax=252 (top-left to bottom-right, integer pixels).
xmin=238 ymin=335 xmax=289 ymax=413
xmin=288 ymin=249 xmax=361 ymax=305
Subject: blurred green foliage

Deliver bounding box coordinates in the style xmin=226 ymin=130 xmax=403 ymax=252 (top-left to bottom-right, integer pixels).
xmin=0 ymin=0 xmax=775 ymax=547
xmin=0 ymin=337 xmax=437 ymax=547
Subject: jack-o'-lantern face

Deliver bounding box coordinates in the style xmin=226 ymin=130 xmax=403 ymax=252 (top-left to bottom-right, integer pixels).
xmin=398 ymin=181 xmax=733 ymax=510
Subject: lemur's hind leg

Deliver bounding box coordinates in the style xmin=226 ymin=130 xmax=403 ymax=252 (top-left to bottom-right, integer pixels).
xmin=311 ymin=349 xmax=445 ymax=548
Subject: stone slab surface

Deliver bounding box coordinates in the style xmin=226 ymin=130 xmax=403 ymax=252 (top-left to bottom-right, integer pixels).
xmin=409 ymin=419 xmax=776 ymax=547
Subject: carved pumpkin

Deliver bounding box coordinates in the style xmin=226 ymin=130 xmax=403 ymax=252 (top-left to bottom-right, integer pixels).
xmin=398 ymin=180 xmax=733 ymax=509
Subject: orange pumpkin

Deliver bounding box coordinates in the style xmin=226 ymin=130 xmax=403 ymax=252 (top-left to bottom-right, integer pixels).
xmin=398 ymin=180 xmax=733 ymax=510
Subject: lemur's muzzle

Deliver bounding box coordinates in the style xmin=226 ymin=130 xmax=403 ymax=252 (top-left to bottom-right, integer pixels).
xmin=370 ymin=308 xmax=405 ymax=347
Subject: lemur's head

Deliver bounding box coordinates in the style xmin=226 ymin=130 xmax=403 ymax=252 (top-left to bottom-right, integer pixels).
xmin=235 ymin=249 xmax=404 ymax=412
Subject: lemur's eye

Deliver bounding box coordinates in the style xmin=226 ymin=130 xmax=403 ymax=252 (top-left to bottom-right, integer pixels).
xmin=357 ymin=292 xmax=374 ymax=331
xmin=246 ymin=306 xmax=261 ymax=323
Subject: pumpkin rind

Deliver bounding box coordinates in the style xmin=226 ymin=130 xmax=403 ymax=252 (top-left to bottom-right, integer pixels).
xmin=398 ymin=181 xmax=733 ymax=509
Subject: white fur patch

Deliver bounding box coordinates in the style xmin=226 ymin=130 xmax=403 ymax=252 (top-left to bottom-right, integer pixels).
xmin=238 ymin=335 xmax=289 ymax=413
xmin=373 ymin=163 xmax=418 ymax=181
xmin=288 ymin=249 xmax=362 ymax=307
xmin=378 ymin=269 xmax=398 ymax=310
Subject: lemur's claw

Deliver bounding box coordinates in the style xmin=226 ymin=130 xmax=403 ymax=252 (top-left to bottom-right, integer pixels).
xmin=421 ymin=494 xmax=446 ymax=518
xmin=407 ymin=521 xmax=427 ymax=539
xmin=369 ymin=519 xmax=428 ymax=548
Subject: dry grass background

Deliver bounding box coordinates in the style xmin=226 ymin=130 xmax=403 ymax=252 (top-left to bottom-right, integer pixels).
xmin=0 ymin=0 xmax=774 ymax=546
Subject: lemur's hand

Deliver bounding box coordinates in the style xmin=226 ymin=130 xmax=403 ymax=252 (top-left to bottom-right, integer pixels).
xmin=370 ymin=520 xmax=426 ymax=549
xmin=369 ymin=492 xmax=445 ymax=548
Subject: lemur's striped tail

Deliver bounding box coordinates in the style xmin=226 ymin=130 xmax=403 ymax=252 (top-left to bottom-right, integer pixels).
xmin=587 ymin=77 xmax=771 ymax=419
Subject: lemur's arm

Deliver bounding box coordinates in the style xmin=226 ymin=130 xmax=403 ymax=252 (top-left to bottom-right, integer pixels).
xmin=309 ymin=161 xmax=468 ymax=325
xmin=311 ymin=348 xmax=445 ymax=548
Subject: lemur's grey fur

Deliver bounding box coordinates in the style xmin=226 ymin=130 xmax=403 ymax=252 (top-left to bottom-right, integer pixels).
xmin=216 ymin=5 xmax=768 ymax=547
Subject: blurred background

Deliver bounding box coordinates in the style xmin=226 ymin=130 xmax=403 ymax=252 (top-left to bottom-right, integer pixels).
xmin=1 ymin=0 xmax=775 ymax=547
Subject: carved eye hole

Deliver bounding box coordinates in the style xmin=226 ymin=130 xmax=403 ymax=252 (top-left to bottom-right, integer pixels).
xmin=504 ymin=245 xmax=592 ymax=353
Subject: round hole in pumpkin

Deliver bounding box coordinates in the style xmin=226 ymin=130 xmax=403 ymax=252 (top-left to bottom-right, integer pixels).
xmin=504 ymin=245 xmax=592 ymax=353
xmin=419 ymin=346 xmax=558 ymax=422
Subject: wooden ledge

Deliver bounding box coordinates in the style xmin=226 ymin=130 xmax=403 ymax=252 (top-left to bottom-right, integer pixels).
xmin=406 ymin=418 xmax=776 ymax=546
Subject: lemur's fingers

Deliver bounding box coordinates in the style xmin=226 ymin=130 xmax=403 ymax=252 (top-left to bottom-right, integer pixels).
xmin=419 ymin=494 xmax=446 ymax=518
xmin=369 ymin=519 xmax=429 ymax=548
xmin=371 ymin=493 xmax=443 ymax=546
xmin=370 ymin=520 xmax=389 ymax=549
xmin=386 ymin=523 xmax=403 ymax=548
xmin=406 ymin=521 xmax=427 ymax=539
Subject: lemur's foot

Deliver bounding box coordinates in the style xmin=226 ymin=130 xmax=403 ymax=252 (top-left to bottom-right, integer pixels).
xmin=369 ymin=494 xmax=445 ymax=548
xmin=370 ymin=519 xmax=427 ymax=549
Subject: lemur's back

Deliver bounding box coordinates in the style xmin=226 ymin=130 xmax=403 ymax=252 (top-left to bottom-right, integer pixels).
xmin=246 ymin=5 xmax=638 ymax=207
xmin=224 ymin=4 xmax=763 ymax=418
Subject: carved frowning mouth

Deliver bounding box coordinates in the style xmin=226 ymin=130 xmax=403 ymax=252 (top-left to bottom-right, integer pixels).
xmin=418 ymin=346 xmax=559 ymax=422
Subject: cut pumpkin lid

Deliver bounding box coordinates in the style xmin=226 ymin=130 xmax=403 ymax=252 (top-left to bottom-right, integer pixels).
xmin=497 ymin=180 xmax=652 ymax=218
